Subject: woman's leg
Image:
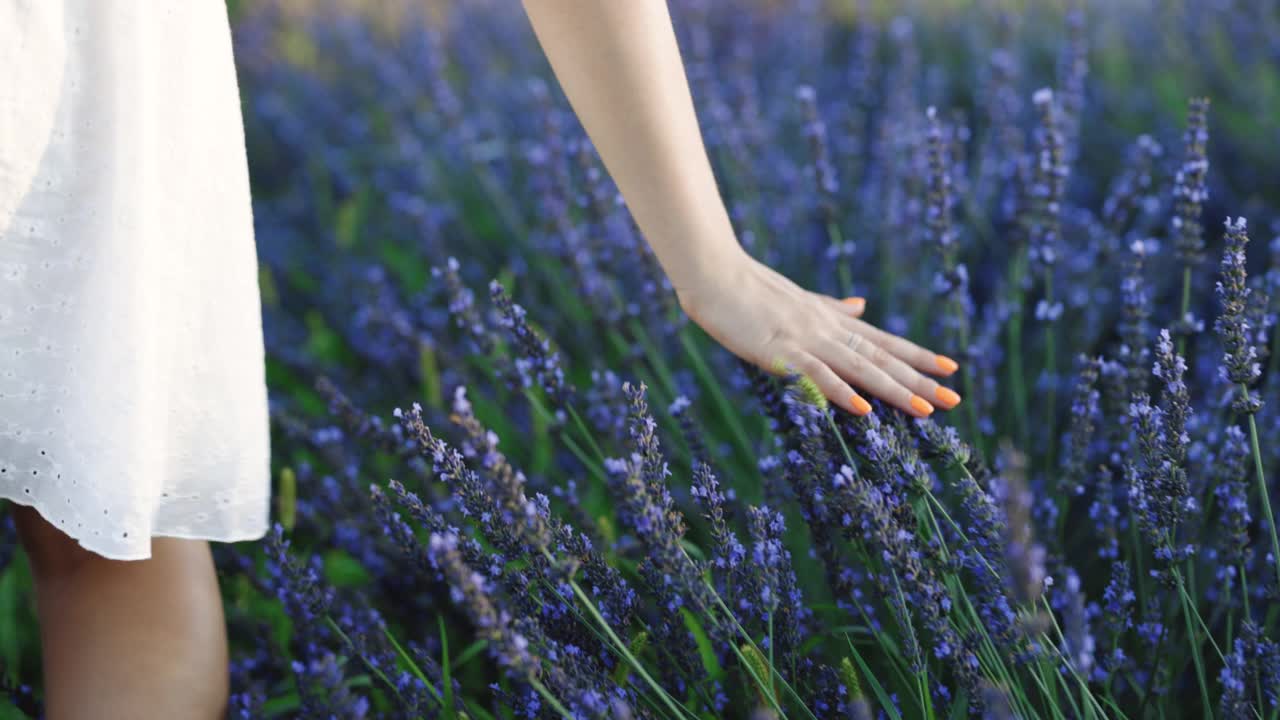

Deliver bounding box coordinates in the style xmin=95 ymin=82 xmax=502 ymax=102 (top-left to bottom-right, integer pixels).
xmin=12 ymin=504 xmax=229 ymax=720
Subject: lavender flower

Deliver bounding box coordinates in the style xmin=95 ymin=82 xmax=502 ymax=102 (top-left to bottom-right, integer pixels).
xmin=1171 ymin=97 xmax=1210 ymax=266
xmin=743 ymin=504 xmax=808 ymax=661
xmin=925 ymin=106 xmax=974 ymax=339
xmin=434 ymin=256 xmax=495 ymax=354
xmin=1127 ymin=329 xmax=1195 ymax=573
xmin=1056 ymin=5 xmax=1089 ymax=160
xmin=293 ymin=653 xmax=372 ymax=719
xmin=490 ymin=280 xmax=573 ymax=421
xmin=1118 ymin=238 xmax=1152 ymax=396
xmin=1062 ymin=355 xmax=1101 ymax=497
xmin=1102 ymin=135 xmax=1164 ymax=239
xmin=1027 ymin=87 xmax=1068 ymax=277
xmin=428 ymin=531 xmax=542 ymax=679
xmin=1211 ymin=425 xmax=1251 ymax=595
xmin=1215 ymin=216 xmax=1264 ymax=413
xmin=1098 ymin=561 xmax=1135 ymax=678
xmin=690 ymin=460 xmax=747 ymax=585
xmin=796 ymin=84 xmax=852 ymax=260
xmin=1220 ymin=621 xmax=1280 ymax=719
xmin=1053 ymin=568 xmax=1096 ymax=679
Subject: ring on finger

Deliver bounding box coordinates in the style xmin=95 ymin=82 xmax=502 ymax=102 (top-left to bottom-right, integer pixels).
xmin=844 ymin=330 xmax=858 ymax=349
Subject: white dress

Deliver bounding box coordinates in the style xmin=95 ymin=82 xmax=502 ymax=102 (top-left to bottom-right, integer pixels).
xmin=0 ymin=1 xmax=271 ymax=560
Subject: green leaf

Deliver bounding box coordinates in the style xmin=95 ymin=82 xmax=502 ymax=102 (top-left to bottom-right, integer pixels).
xmin=613 ymin=631 xmax=648 ymax=685
xmin=323 ymin=549 xmax=372 ymax=588
xmin=845 ymin=635 xmax=903 ymax=720
xmin=419 ymin=341 xmax=443 ymax=411
xmin=680 ymin=607 xmax=725 ymax=683
xmin=277 ymin=467 xmax=297 ymax=532
xmin=333 ymin=189 xmax=367 ymax=249
xmin=739 ymin=643 xmax=776 ymax=708
xmin=451 ymin=639 xmax=489 ymax=671
xmin=440 ymin=615 xmax=457 ymax=720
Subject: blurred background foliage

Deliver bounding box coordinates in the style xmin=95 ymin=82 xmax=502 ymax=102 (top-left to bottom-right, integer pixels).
xmin=3 ymin=0 xmax=1280 ymax=718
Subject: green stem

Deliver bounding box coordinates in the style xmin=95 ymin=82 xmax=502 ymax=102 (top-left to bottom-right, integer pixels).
xmin=889 ymin=567 xmax=934 ymax=720
xmin=1007 ymin=250 xmax=1030 ymax=449
xmin=1036 ymin=600 xmax=1119 ymax=720
xmin=827 ymin=221 xmax=854 ymax=296
xmin=1175 ymin=572 xmax=1225 ymax=663
xmin=726 ymin=641 xmax=791 ymax=720
xmin=559 ymin=386 xmax=813 ymax=718
xmin=1042 ymin=271 xmax=1057 ymax=476
xmin=1174 ymin=574 xmax=1214 ymax=720
xmin=703 ymin=583 xmax=819 ymax=720
xmin=528 ymin=677 xmax=576 ymax=720
xmin=564 ymin=578 xmax=694 ymax=720
xmin=678 ymin=327 xmax=757 ymax=466
xmin=918 ymin=503 xmax=1034 ymax=718
xmin=1245 ymin=408 xmax=1280 ymax=588
xmin=1177 ymin=265 xmax=1192 ymax=359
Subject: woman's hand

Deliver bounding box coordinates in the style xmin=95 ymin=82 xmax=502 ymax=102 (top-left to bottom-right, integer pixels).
xmin=522 ymin=1 xmax=958 ymax=416
xmin=676 ymin=249 xmax=961 ymax=418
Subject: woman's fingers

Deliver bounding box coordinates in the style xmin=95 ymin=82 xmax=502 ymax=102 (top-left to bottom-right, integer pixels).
xmin=813 ymin=292 xmax=866 ymax=318
xmin=835 ymin=328 xmax=962 ymax=411
xmin=845 ymin=317 xmax=960 ymax=377
xmin=785 ymin=350 xmax=873 ymax=416
xmin=818 ymin=335 xmax=935 ymax=417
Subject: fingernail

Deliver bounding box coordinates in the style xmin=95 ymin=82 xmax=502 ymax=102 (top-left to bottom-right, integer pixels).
xmin=909 ymin=395 xmax=935 ymax=417
xmin=849 ymin=393 xmax=872 ymax=416
xmin=935 ymin=354 xmax=959 ymax=375
xmin=843 ymin=296 xmax=866 ymax=312
xmin=934 ymin=386 xmax=961 ymax=409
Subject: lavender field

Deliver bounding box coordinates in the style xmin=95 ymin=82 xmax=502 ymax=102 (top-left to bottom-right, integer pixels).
xmin=6 ymin=0 xmax=1280 ymax=717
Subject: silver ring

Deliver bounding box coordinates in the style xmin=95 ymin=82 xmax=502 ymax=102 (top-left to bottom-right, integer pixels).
xmin=844 ymin=331 xmax=857 ymax=349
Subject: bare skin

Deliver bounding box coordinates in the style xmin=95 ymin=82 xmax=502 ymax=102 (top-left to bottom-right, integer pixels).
xmin=12 ymin=504 xmax=229 ymax=720
xmin=523 ymin=1 xmax=963 ymax=418
xmin=9 ymin=4 xmax=957 ymax=718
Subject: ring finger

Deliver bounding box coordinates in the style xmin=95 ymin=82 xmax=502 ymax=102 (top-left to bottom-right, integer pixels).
xmin=838 ymin=329 xmax=961 ymax=411
xmin=819 ymin=334 xmax=934 ymax=418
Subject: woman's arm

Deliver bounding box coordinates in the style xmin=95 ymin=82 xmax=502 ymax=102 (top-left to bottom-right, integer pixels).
xmin=522 ymin=1 xmax=960 ymax=418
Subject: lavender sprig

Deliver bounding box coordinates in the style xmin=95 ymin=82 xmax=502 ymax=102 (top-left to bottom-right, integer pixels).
xmin=490 ymin=280 xmax=573 ymax=422
xmin=1215 ymin=217 xmax=1264 ymax=414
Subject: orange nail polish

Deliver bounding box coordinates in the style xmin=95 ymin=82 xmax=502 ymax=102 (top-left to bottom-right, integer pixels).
xmin=935 ymin=386 xmax=961 ymax=409
xmin=843 ymin=296 xmax=866 ymax=311
xmin=850 ymin=393 xmax=872 ymax=416
xmin=909 ymin=395 xmax=935 ymax=417
xmin=935 ymin=354 xmax=959 ymax=375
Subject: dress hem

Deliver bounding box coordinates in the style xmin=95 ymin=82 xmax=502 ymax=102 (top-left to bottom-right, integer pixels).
xmin=1 ymin=491 xmax=269 ymax=562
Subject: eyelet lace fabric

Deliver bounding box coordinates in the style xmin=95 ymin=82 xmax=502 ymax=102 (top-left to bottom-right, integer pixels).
xmin=1 ymin=1 xmax=271 ymax=560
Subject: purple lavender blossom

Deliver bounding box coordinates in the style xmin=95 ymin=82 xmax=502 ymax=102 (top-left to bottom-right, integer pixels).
xmin=490 ymin=280 xmax=573 ymax=421
xmin=1027 ymin=87 xmax=1068 ymax=278
xmin=1053 ymin=568 xmax=1096 ymax=679
xmin=1102 ymin=135 xmax=1164 ymax=239
xmin=1062 ymin=355 xmax=1101 ymax=497
xmin=744 ymin=504 xmax=809 ymax=661
xmin=433 ymin=256 xmax=495 ymax=354
xmin=1171 ymin=98 xmax=1210 ymax=266
xmin=796 ymin=84 xmax=853 ymax=261
xmin=1215 ymin=217 xmax=1264 ymax=414
xmin=1098 ymin=561 xmax=1135 ymax=678
xmin=1052 ymin=7 xmax=1088 ymax=157
xmin=1118 ymin=239 xmax=1152 ymax=395
xmin=428 ymin=531 xmax=542 ymax=680
xmin=925 ymin=106 xmax=974 ymax=339
xmin=1127 ymin=329 xmax=1195 ymax=574
xmin=1219 ymin=621 xmax=1280 ymax=719
xmin=1211 ymin=425 xmax=1251 ymax=596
